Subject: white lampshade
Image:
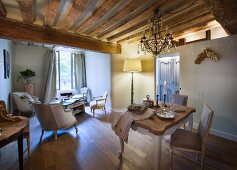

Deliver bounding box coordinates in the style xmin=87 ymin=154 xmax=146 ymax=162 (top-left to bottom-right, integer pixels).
xmin=123 ymin=58 xmax=142 ymax=72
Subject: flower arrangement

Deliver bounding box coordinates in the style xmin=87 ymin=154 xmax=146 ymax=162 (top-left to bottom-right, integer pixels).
xmin=17 ymin=69 xmax=36 ymax=83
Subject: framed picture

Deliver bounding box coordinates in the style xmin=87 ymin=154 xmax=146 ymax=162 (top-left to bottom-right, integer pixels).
xmin=3 ymin=49 xmax=10 ymax=79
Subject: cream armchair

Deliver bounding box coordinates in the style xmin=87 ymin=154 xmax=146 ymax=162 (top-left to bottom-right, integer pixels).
xmin=12 ymin=92 xmax=40 ymax=114
xmin=32 ymin=103 xmax=78 ymax=141
xmin=90 ymin=91 xmax=108 ymax=117
xmin=72 ymin=87 xmax=89 ymax=103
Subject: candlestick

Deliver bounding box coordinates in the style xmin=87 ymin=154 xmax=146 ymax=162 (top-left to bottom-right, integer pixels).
xmin=155 ymin=95 xmax=160 ymax=108
xmin=164 ymin=94 xmax=167 ymax=107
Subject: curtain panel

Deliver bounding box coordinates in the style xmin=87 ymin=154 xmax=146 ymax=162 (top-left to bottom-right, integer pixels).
xmin=74 ymin=52 xmax=87 ymax=92
xmin=43 ymin=50 xmax=57 ymax=103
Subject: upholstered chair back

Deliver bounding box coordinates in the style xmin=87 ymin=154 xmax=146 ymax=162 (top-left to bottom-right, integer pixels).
xmin=32 ymin=103 xmax=77 ymax=131
xmin=198 ymin=104 xmax=214 ymax=144
xmin=172 ymin=94 xmax=188 ymax=106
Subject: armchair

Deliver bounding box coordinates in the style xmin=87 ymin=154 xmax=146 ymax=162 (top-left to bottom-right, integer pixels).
xmin=32 ymin=103 xmax=78 ymax=141
xmin=12 ymin=92 xmax=41 ymax=115
xmin=72 ymin=87 xmax=89 ymax=102
xmin=90 ymin=91 xmax=108 ymax=117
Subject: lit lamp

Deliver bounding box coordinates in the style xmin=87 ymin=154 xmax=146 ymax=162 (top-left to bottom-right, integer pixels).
xmin=123 ymin=58 xmax=142 ymax=105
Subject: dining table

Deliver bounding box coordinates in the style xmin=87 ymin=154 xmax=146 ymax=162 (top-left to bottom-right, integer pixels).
xmin=118 ymin=104 xmax=196 ymax=170
xmin=0 ymin=117 xmax=29 ymax=170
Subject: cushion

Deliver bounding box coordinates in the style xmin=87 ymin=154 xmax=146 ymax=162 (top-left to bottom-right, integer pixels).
xmin=23 ymin=93 xmax=35 ymax=103
xmin=170 ymin=129 xmax=202 ymax=152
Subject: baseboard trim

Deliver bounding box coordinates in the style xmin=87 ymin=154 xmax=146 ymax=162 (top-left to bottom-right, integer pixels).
xmin=193 ymin=124 xmax=237 ymax=142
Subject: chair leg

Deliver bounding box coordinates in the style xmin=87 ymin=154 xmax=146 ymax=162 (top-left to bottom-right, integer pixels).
xmin=93 ymin=109 xmax=95 ymax=117
xmin=201 ymin=153 xmax=205 ymax=170
xmin=170 ymin=149 xmax=173 ymax=170
xmin=196 ymin=153 xmax=199 ymax=161
xmin=54 ymin=130 xmax=57 ymax=140
xmin=104 ymin=107 xmax=106 ymax=115
xmin=40 ymin=130 xmax=44 ymax=142
xmin=74 ymin=125 xmax=78 ymax=133
xmin=26 ymin=136 xmax=30 ymax=158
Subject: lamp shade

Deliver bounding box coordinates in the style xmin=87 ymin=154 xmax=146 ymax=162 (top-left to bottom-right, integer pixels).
xmin=123 ymin=58 xmax=142 ymax=72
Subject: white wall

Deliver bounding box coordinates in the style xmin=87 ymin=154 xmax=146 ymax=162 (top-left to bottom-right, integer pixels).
xmin=178 ymin=35 xmax=237 ymax=141
xmin=13 ymin=45 xmax=48 ymax=100
xmin=0 ymin=39 xmax=14 ymax=111
xmin=85 ymin=51 xmax=111 ymax=108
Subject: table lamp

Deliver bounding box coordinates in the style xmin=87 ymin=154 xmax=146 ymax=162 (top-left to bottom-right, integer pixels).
xmin=123 ymin=58 xmax=142 ymax=105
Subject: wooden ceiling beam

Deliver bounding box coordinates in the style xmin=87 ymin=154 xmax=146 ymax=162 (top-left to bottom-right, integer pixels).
xmin=96 ymin=0 xmax=167 ymax=39
xmin=86 ymin=0 xmax=150 ymax=37
xmin=44 ymin=0 xmax=61 ymax=26
xmin=60 ymin=0 xmax=92 ymax=30
xmin=97 ymin=0 xmax=199 ymax=40
xmin=117 ymin=13 xmax=214 ymax=44
xmin=203 ymin=0 xmax=237 ymax=35
xmin=0 ymin=0 xmax=7 ymax=17
xmin=0 ymin=18 xmax=121 ymax=54
xmin=75 ymin=0 xmax=121 ymax=34
xmin=18 ymin=0 xmax=34 ymax=24
xmin=107 ymin=20 xmax=147 ymax=42
xmin=109 ymin=3 xmax=210 ymax=42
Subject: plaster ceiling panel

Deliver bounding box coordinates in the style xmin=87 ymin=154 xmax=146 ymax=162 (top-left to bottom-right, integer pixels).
xmin=3 ymin=0 xmax=22 ymax=21
xmin=34 ymin=0 xmax=48 ymax=25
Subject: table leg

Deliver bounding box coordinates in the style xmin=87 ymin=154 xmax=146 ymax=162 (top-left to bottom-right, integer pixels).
xmin=18 ymin=133 xmax=23 ymax=170
xmin=187 ymin=113 xmax=193 ymax=131
xmin=153 ymin=135 xmax=162 ymax=170
xmin=119 ymin=137 xmax=124 ymax=159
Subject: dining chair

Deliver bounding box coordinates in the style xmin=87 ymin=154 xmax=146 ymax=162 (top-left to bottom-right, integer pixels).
xmin=32 ymin=103 xmax=78 ymax=141
xmin=170 ymin=104 xmax=214 ymax=170
xmin=172 ymin=94 xmax=188 ymax=106
xmin=89 ymin=91 xmax=108 ymax=117
xmin=172 ymin=94 xmax=189 ymax=129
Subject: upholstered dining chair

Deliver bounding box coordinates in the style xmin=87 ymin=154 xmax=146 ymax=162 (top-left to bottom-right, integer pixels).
xmin=90 ymin=91 xmax=108 ymax=117
xmin=32 ymin=103 xmax=78 ymax=141
xmin=172 ymin=94 xmax=188 ymax=106
xmin=170 ymin=104 xmax=214 ymax=170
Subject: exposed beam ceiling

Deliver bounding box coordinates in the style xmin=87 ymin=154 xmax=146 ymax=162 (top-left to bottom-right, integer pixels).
xmin=0 ymin=0 xmax=236 ymax=52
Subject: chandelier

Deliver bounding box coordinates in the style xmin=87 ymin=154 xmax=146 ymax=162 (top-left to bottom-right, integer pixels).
xmin=138 ymin=9 xmax=176 ymax=56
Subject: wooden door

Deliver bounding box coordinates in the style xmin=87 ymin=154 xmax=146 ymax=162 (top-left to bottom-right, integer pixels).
xmin=156 ymin=55 xmax=179 ymax=102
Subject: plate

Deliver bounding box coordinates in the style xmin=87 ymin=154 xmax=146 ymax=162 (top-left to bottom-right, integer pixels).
xmin=156 ymin=111 xmax=175 ymax=119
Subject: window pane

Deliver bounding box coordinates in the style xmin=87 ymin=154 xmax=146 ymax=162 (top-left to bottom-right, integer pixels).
xmin=60 ymin=51 xmax=72 ymax=90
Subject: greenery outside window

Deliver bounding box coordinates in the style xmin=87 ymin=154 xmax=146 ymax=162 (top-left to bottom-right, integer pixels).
xmin=56 ymin=51 xmax=75 ymax=90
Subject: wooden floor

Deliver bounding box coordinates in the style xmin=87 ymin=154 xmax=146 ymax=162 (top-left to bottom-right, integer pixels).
xmin=0 ymin=107 xmax=237 ymax=170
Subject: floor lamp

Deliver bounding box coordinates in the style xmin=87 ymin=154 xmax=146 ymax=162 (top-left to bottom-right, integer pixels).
xmin=123 ymin=58 xmax=142 ymax=105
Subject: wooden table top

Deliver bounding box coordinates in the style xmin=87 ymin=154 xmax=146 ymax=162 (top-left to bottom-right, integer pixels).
xmin=133 ymin=105 xmax=196 ymax=136
xmin=0 ymin=117 xmax=28 ymax=146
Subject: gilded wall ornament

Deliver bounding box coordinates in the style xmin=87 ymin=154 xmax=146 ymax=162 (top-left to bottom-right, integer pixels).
xmin=195 ymin=48 xmax=218 ymax=64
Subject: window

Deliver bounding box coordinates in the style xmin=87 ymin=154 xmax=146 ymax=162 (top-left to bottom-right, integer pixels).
xmin=56 ymin=51 xmax=75 ymax=90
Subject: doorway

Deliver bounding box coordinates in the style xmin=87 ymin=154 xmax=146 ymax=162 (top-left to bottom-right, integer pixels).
xmin=156 ymin=52 xmax=180 ymax=102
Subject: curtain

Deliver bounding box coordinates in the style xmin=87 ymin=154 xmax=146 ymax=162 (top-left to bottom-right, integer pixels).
xmin=74 ymin=52 xmax=87 ymax=92
xmin=43 ymin=50 xmax=57 ymax=103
